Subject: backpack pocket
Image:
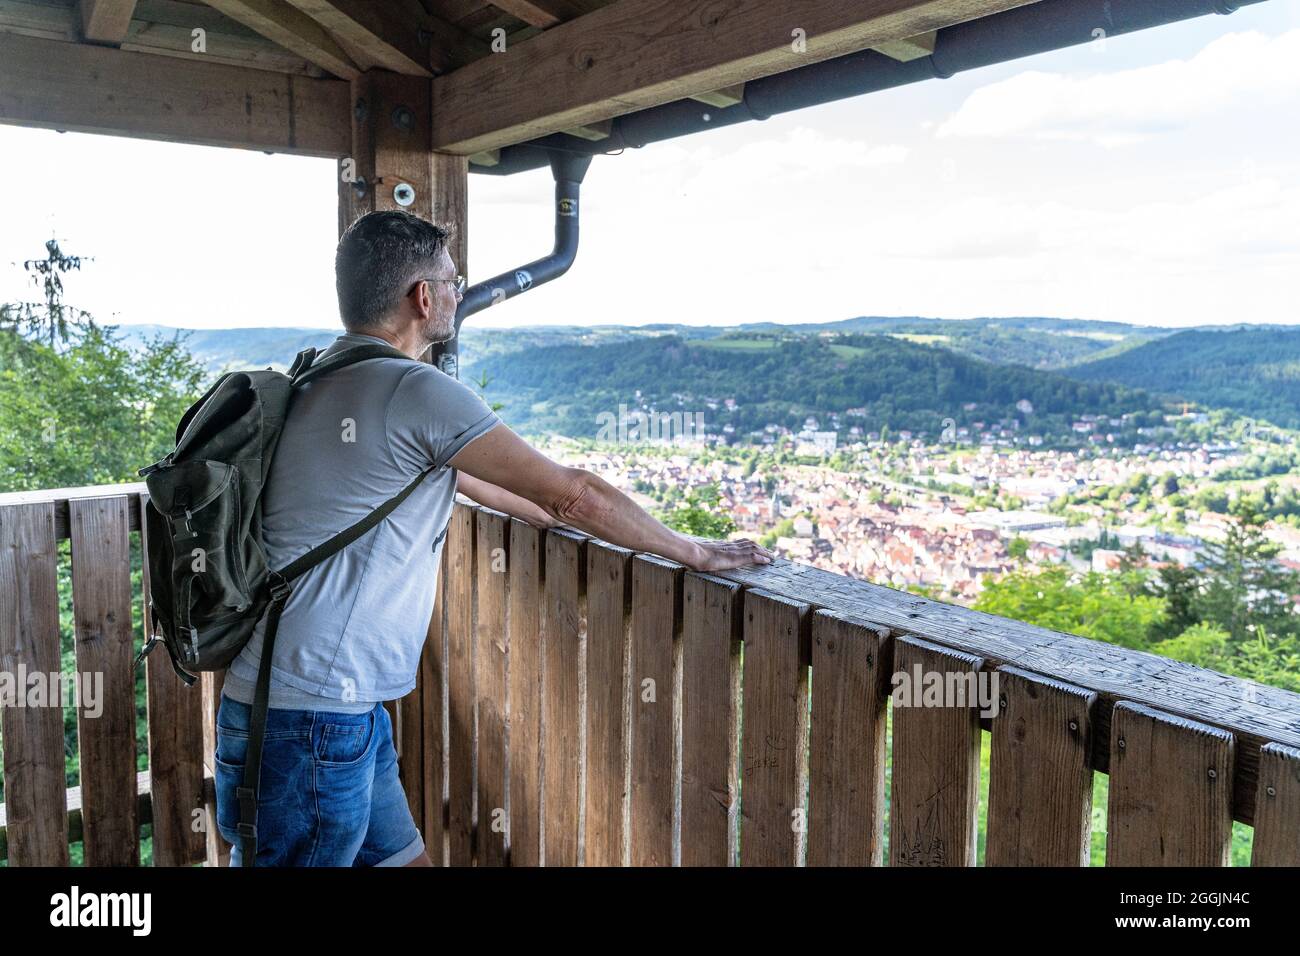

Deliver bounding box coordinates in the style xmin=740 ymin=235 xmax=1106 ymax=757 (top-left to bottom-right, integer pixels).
xmin=148 ymin=459 xmax=254 ymax=633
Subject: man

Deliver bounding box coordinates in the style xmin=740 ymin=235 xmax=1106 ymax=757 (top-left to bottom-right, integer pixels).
xmin=213 ymin=210 xmax=772 ymax=866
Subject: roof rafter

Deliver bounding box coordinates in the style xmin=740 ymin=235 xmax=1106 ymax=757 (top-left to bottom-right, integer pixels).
xmin=79 ymin=0 xmax=137 ymax=45
xmin=202 ymin=0 xmax=361 ymax=78
xmin=282 ymin=0 xmax=434 ymax=75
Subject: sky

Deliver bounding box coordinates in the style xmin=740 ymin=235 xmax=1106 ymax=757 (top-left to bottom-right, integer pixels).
xmin=0 ymin=1 xmax=1297 ymax=333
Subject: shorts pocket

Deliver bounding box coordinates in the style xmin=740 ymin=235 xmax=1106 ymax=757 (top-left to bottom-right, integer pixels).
xmin=315 ymin=711 xmax=375 ymax=767
xmin=215 ymin=726 xmax=249 ymax=766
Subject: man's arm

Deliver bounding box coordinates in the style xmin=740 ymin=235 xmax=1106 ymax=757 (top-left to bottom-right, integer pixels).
xmin=456 ymin=471 xmax=558 ymax=530
xmin=448 ymin=425 xmax=772 ymax=573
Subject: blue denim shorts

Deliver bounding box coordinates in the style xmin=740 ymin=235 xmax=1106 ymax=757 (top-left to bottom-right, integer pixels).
xmin=214 ymin=694 xmax=425 ymax=867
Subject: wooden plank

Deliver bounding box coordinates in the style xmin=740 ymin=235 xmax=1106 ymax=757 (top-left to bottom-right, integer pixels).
xmin=715 ymin=557 xmax=1300 ymax=827
xmin=1107 ymin=701 xmax=1234 ymax=867
xmin=873 ymin=29 xmax=937 ymax=61
xmin=0 ymin=32 xmax=350 ymax=156
xmin=79 ymin=0 xmax=137 ymax=44
xmin=507 ymin=518 xmax=544 ymax=866
xmin=0 ymin=482 xmax=144 ymax=540
xmin=475 ymin=509 xmax=510 ymax=865
xmin=421 ymin=556 xmax=446 ymax=863
xmin=680 ymin=572 xmax=740 ymax=867
xmin=541 ymin=529 xmax=585 ymax=865
xmin=204 ymin=0 xmax=360 ymax=78
xmin=889 ymin=635 xmax=983 ymax=867
xmin=738 ymin=589 xmax=809 ymax=867
xmin=628 ymin=554 xmax=681 ymax=866
xmin=1251 ymin=743 xmax=1300 ymax=867
xmin=283 ymin=0 xmax=433 ymax=76
xmin=430 ymin=0 xmax=1038 ymax=153
xmin=140 ymin=495 xmax=205 ymax=866
xmin=1 ymin=770 xmax=156 ymax=862
xmin=584 ymin=540 xmax=632 ymax=866
xmin=986 ymin=666 xmax=1096 ymax=866
xmin=396 ymin=678 xmax=425 ymax=854
xmin=68 ymin=496 xmax=140 ymax=865
xmin=807 ymin=611 xmax=890 ymax=867
xmin=445 ymin=502 xmax=476 ymax=865
xmin=201 ymin=670 xmax=229 ymax=866
xmin=0 ymin=502 xmax=70 ymax=865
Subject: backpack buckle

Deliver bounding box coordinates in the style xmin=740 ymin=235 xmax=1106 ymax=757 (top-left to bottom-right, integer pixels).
xmin=133 ymin=636 xmax=161 ymax=669
xmin=236 ymin=822 xmax=257 ymax=840
xmin=268 ymin=572 xmax=292 ymax=603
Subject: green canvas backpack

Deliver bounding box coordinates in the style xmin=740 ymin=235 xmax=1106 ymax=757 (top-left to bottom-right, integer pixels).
xmin=137 ymin=341 xmax=435 ymax=866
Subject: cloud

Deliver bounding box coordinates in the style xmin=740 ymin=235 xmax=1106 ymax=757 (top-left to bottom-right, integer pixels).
xmin=936 ymin=30 xmax=1300 ymax=145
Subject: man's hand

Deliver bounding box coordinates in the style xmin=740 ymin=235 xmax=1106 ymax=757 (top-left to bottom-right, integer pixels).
xmin=686 ymin=537 xmax=774 ymax=573
xmin=448 ymin=424 xmax=773 ymax=571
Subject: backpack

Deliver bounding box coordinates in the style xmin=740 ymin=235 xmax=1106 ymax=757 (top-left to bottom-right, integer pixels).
xmin=136 ymin=341 xmax=435 ymax=867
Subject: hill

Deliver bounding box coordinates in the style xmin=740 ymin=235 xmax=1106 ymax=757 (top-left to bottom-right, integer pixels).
xmin=465 ymin=331 xmax=1166 ymax=443
xmin=113 ymin=314 xmax=1175 ymax=375
xmin=1066 ymin=327 xmax=1300 ymax=428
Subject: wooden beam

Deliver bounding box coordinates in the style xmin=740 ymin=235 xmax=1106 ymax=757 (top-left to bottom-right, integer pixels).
xmin=203 ymin=0 xmax=361 ymax=79
xmin=430 ymin=0 xmax=1040 ymax=154
xmin=486 ymin=0 xmax=569 ymax=29
xmin=79 ymin=0 xmax=136 ymax=45
xmin=284 ymin=0 xmax=433 ymax=76
xmin=0 ymin=31 xmax=350 ymax=157
xmin=562 ymin=118 xmax=611 ymax=141
xmin=873 ymin=29 xmax=937 ymax=61
xmin=690 ymin=83 xmax=745 ymax=109
xmin=339 ymin=68 xmax=467 ymax=377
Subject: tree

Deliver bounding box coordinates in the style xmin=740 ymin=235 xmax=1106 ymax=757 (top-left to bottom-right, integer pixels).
xmin=660 ymin=482 xmax=736 ymax=539
xmin=0 ymin=323 xmax=205 ymax=491
xmin=1191 ymin=519 xmax=1300 ymax=642
xmin=0 ymin=238 xmax=95 ymax=346
xmin=974 ymin=567 xmax=1166 ymax=650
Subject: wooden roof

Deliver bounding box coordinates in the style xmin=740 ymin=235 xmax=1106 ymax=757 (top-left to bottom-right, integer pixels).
xmin=0 ymin=0 xmax=1160 ymax=162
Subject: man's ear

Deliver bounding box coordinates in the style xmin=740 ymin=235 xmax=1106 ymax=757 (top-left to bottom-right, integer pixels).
xmin=413 ymin=280 xmax=434 ymax=320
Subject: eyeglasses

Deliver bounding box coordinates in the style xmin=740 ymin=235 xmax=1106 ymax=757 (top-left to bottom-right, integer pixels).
xmin=411 ymin=275 xmax=467 ymax=298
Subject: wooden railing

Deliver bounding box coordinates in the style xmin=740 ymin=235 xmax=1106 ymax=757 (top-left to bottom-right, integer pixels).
xmin=2 ymin=486 xmax=1298 ymax=866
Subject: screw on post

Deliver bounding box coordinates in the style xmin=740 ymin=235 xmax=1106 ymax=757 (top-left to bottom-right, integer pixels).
xmin=392 ymin=106 xmax=416 ymax=131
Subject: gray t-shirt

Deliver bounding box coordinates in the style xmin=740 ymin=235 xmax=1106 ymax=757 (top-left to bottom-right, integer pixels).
xmin=223 ymin=332 xmax=500 ymax=709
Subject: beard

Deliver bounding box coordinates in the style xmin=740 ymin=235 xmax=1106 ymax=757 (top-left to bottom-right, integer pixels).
xmin=418 ymin=310 xmax=456 ymax=347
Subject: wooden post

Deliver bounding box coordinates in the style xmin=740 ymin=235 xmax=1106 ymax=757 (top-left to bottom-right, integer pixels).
xmin=340 ymin=69 xmax=466 ymax=379
xmin=340 ymin=71 xmax=468 ymax=857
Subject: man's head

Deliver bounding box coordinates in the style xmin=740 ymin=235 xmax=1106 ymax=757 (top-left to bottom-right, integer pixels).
xmin=335 ymin=210 xmax=462 ymax=351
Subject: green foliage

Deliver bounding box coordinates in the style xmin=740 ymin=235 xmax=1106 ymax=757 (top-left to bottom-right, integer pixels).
xmin=659 ymin=483 xmax=736 ymax=539
xmin=1070 ymin=327 xmax=1300 ymax=428
xmin=0 ymin=324 xmax=205 ymax=491
xmin=465 ymin=333 xmax=1162 ymax=443
xmin=978 ymin=519 xmax=1300 ymax=695
xmin=975 ymin=567 xmax=1167 ymax=650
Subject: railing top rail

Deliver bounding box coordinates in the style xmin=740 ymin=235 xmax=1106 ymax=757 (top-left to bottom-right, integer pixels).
xmin=0 ymin=481 xmax=146 ymax=539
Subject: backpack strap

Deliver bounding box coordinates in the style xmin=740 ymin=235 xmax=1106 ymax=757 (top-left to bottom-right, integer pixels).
xmin=291 ymin=342 xmax=412 ymax=387
xmin=236 ymin=462 xmax=438 ymax=866
xmin=287 ymin=347 xmax=318 ymax=378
